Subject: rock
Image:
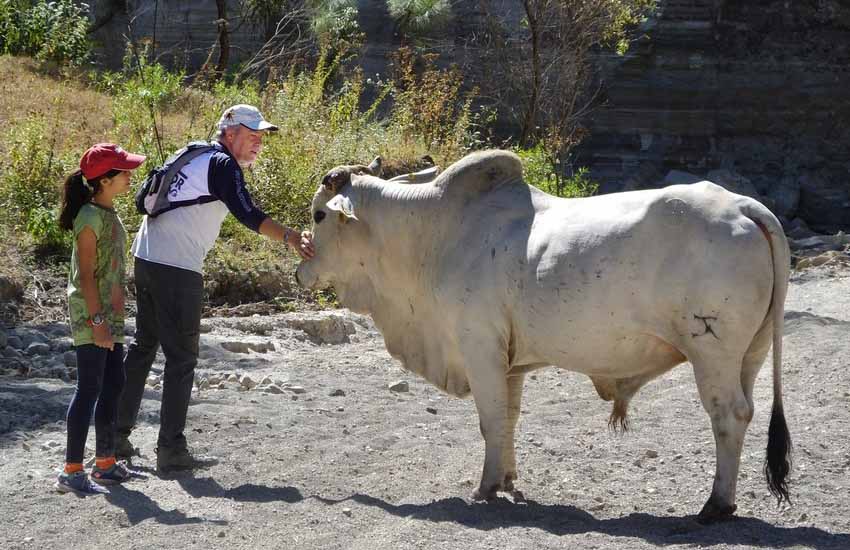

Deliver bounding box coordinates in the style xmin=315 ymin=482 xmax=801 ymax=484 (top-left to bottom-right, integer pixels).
xmin=796 ymin=250 xmax=850 ymax=269
xmin=662 ymin=170 xmax=704 ymax=186
xmin=54 ymin=339 xmax=73 ymax=353
xmin=260 ymin=376 xmax=273 ymax=386
xmin=766 ymin=175 xmax=801 ymax=219
xmin=1 ymin=347 xmax=22 ymax=360
xmin=63 ymin=351 xmax=77 ymax=368
xmin=798 ymin=172 xmax=850 ymax=233
xmin=264 ymin=384 xmax=285 ymax=394
xmin=25 ymin=342 xmax=50 ymax=356
xmin=0 ymin=329 xmax=6 ymax=349
xmin=785 ymin=217 xmax=816 ymax=240
xmin=146 ymin=375 xmax=161 ymax=387
xmin=706 ymin=168 xmax=762 ymax=201
xmin=198 ymin=378 xmax=210 ymax=390
xmin=388 ymin=380 xmax=409 ymax=393
xmin=329 ymin=389 xmax=346 ymax=397
xmin=425 ymin=407 xmax=437 ymax=414
xmin=0 ymin=275 xmax=23 ymax=302
xmin=645 ymin=449 xmax=659 ymax=459
xmin=240 ymin=375 xmax=257 ymax=389
xmin=284 ymin=314 xmax=357 ymax=345
xmin=227 ymin=373 xmax=239 ymax=382
xmin=208 ymin=375 xmax=222 ymax=385
xmin=6 ymin=335 xmax=23 ymax=350
xmin=342 ymin=507 xmax=352 ymax=517
xmin=285 ymin=385 xmax=306 ymax=394
xmin=220 ymin=341 xmax=275 ymax=354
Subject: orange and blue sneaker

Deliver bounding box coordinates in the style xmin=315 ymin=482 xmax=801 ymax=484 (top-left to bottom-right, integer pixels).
xmin=55 ymin=471 xmax=109 ymax=496
xmin=91 ymin=461 xmax=148 ymax=485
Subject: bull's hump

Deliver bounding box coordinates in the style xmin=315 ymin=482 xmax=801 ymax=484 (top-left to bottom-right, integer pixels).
xmin=435 ymin=150 xmax=524 ymax=201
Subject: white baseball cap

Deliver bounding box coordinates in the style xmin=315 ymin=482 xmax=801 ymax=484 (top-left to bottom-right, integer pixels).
xmin=217 ymin=104 xmax=278 ymax=132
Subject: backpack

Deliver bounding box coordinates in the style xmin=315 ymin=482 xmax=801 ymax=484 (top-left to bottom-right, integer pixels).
xmin=134 ymin=141 xmax=217 ymax=217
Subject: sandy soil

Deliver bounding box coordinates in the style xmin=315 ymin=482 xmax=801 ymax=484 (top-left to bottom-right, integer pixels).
xmin=1 ymin=266 xmax=849 ymax=550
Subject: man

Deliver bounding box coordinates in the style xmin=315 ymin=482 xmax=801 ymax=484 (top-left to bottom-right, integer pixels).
xmin=116 ymin=104 xmax=314 ymax=471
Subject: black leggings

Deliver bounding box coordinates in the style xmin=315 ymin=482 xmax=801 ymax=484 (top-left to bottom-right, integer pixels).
xmin=64 ymin=343 xmax=125 ymax=463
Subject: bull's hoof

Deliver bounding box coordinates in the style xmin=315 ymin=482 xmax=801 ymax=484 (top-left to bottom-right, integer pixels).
xmin=502 ymin=474 xmax=516 ymax=492
xmin=472 ymin=485 xmax=499 ymax=501
xmin=510 ymin=489 xmax=527 ymax=503
xmin=697 ymin=500 xmax=737 ymax=523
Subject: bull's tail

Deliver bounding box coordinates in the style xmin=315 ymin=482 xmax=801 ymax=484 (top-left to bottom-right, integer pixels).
xmin=745 ymin=200 xmax=792 ymax=504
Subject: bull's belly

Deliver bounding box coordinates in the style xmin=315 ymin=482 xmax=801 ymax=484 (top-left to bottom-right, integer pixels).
xmin=508 ymin=316 xmax=688 ymax=377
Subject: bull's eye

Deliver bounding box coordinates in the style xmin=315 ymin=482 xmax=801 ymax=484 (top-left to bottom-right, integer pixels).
xmin=313 ymin=210 xmax=326 ymax=224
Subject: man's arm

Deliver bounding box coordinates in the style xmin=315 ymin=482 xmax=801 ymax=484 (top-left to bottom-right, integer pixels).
xmin=209 ymin=154 xmax=314 ymax=258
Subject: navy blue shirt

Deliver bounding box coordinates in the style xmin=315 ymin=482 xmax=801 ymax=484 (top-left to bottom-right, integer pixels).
xmin=208 ymin=142 xmax=268 ymax=232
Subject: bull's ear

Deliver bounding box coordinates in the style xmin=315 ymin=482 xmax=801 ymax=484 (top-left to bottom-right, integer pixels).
xmin=367 ymin=156 xmax=382 ymax=177
xmin=321 ymin=170 xmax=349 ymax=194
xmin=326 ymin=194 xmax=358 ymax=221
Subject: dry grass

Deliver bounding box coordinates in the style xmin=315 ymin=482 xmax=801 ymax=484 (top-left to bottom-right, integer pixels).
xmin=0 ymin=57 xmax=113 ymax=157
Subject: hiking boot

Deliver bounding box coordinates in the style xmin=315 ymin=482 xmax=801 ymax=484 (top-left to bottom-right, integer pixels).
xmin=91 ymin=461 xmax=149 ymax=485
xmin=55 ymin=471 xmax=109 ymax=496
xmin=156 ymin=445 xmax=199 ymax=472
xmin=115 ymin=436 xmax=136 ymax=460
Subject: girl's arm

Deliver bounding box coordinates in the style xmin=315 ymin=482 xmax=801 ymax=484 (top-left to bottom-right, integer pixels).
xmin=77 ymin=227 xmax=113 ymax=350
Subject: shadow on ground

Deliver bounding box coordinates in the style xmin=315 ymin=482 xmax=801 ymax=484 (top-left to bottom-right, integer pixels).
xmin=314 ymin=493 xmax=850 ymax=549
xmin=105 ymin=484 xmax=229 ymax=527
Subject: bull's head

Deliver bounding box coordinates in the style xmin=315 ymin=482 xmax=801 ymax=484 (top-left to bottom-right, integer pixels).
xmin=295 ymin=157 xmax=382 ymax=311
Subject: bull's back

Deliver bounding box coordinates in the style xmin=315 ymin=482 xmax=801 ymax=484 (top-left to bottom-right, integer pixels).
xmin=503 ymin=182 xmax=775 ymax=375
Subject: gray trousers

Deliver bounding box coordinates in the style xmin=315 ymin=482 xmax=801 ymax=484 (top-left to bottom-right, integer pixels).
xmin=117 ymin=258 xmax=203 ymax=449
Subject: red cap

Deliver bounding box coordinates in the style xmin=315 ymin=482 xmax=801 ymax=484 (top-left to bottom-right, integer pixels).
xmin=79 ymin=143 xmax=146 ymax=180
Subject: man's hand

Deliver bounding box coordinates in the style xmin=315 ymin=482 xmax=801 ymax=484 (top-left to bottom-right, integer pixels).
xmin=292 ymin=231 xmax=314 ymax=260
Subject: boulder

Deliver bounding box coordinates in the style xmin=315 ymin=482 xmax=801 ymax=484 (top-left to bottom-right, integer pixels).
xmin=706 ymin=169 xmax=762 ymax=200
xmin=764 ymin=175 xmax=800 ymax=219
xmin=798 ymin=172 xmax=850 ymax=233
xmin=662 ymin=170 xmax=704 ymax=186
xmin=25 ymin=342 xmax=50 ymax=356
xmin=0 ymin=275 xmax=23 ymax=302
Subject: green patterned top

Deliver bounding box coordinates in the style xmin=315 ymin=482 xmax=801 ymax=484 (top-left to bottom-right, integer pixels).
xmin=67 ymin=203 xmax=127 ymax=346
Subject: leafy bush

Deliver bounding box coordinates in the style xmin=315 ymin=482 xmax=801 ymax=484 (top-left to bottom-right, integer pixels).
xmin=0 ymin=114 xmax=76 ymax=250
xmin=0 ymin=0 xmax=91 ymax=65
xmin=515 ymin=143 xmax=598 ymax=198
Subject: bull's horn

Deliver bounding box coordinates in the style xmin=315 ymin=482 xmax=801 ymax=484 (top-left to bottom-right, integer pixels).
xmin=321 ymin=170 xmax=349 ymax=194
xmin=367 ymin=156 xmax=383 ymax=177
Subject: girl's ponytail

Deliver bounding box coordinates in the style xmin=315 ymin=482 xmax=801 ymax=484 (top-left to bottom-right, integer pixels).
xmin=59 ymin=170 xmax=91 ymax=231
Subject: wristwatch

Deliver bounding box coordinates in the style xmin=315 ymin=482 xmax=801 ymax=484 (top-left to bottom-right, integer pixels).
xmin=86 ymin=312 xmax=105 ymax=327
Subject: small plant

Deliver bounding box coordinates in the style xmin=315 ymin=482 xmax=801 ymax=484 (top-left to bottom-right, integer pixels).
xmin=516 ymin=142 xmax=598 ymax=198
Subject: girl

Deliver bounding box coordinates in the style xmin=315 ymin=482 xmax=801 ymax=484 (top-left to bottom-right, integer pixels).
xmin=56 ymin=144 xmax=147 ymax=496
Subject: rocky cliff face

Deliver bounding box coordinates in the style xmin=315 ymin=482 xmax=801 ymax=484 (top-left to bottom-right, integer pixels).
xmin=580 ymin=0 xmax=850 ymax=232
xmin=88 ymin=0 xmax=850 ymax=232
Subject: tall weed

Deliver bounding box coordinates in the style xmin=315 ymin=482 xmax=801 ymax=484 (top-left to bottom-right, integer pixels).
xmin=0 ymin=114 xmax=75 ymax=250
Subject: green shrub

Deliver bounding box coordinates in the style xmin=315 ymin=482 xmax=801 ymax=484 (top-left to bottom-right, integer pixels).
xmin=0 ymin=0 xmax=91 ymax=66
xmin=0 ymin=114 xmax=76 ymax=250
xmin=515 ymin=142 xmax=598 ymax=198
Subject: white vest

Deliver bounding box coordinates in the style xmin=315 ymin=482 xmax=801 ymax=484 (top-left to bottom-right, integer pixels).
xmin=132 ymin=150 xmax=230 ymax=274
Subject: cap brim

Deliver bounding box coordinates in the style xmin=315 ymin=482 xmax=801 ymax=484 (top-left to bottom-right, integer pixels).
xmin=241 ymin=121 xmax=279 ymax=132
xmin=114 ymin=153 xmax=147 ymax=171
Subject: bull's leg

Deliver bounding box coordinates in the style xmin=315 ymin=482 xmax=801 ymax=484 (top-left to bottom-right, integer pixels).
xmin=502 ymin=373 xmax=525 ymax=494
xmin=692 ymin=355 xmax=753 ymax=521
xmin=468 ymin=369 xmax=510 ymax=501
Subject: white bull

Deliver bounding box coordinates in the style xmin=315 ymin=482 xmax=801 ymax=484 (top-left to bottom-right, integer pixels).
xmin=295 ymin=150 xmax=792 ymax=520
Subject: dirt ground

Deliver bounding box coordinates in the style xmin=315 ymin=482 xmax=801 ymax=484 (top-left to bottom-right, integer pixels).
xmin=1 ymin=265 xmax=849 ymax=550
